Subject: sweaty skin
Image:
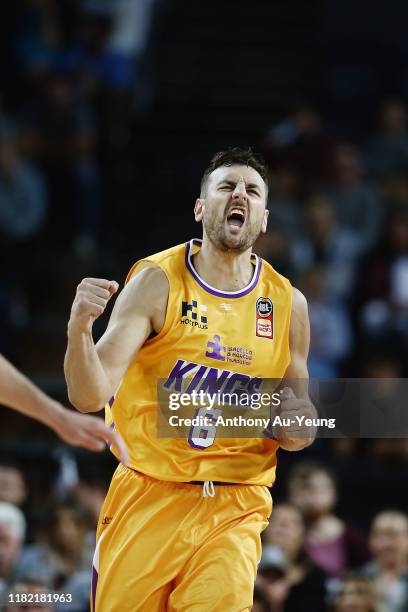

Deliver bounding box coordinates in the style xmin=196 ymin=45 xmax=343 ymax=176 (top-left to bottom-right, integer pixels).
xmin=65 ymin=163 xmax=315 ymax=451
xmin=0 ymin=353 xmax=128 ymax=462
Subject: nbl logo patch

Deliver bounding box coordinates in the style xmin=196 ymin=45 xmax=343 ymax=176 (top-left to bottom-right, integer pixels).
xmin=255 ymin=297 xmax=273 ymax=339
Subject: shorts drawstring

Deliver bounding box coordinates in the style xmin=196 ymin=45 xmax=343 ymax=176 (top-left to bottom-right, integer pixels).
xmin=202 ymin=481 xmax=215 ymax=497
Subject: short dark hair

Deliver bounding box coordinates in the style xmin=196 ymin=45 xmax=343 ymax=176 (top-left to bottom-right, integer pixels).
xmin=331 ymin=574 xmax=377 ymax=612
xmin=200 ymin=146 xmax=269 ymax=196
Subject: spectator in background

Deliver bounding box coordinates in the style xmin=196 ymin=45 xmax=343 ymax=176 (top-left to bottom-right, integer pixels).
xmin=257 ymin=503 xmax=327 ymax=611
xmin=68 ymin=0 xmax=158 ymax=144
xmin=324 ymin=144 xmax=382 ymax=253
xmin=72 ymin=459 xmax=110 ymax=526
xmin=23 ymin=71 xmax=100 ymax=258
xmin=288 ymin=462 xmax=370 ymax=577
xmin=60 ymin=9 xmax=135 ymax=156
xmin=332 ymin=574 xmax=380 ymax=612
xmin=0 ymin=461 xmax=27 ymax=508
xmin=257 ymin=545 xmax=290 ymax=612
xmin=15 ymin=0 xmax=62 ymax=83
xmin=263 ymin=105 xmax=333 ymax=193
xmin=363 ymin=352 xmax=403 ymax=379
xmin=380 ymin=170 xmax=408 ymax=215
xmin=81 ymin=0 xmax=157 ymax=79
xmin=261 ymin=165 xmax=303 ymax=276
xmin=362 ymin=356 xmax=408 ymax=452
xmin=17 ymin=500 xmax=92 ymax=610
xmin=252 ymin=585 xmax=271 ymax=612
xmin=298 ymin=266 xmax=353 ymax=377
xmin=0 ymin=117 xmax=47 ymax=249
xmin=266 ymin=165 xmax=303 ymax=240
xmin=358 ymin=206 xmax=408 ymax=340
xmin=255 ymin=228 xmax=294 ymax=280
xmin=0 ymin=503 xmax=26 ymax=598
xmin=362 ymin=511 xmax=408 ymax=612
xmin=365 ymin=98 xmax=408 ymax=180
xmin=61 ymin=9 xmax=133 ymax=94
xmin=0 ymin=116 xmax=47 ymax=340
xmin=291 ymin=194 xmax=362 ymax=299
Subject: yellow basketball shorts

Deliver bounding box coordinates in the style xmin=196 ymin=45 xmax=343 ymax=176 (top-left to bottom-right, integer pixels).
xmin=91 ymin=464 xmax=272 ymax=611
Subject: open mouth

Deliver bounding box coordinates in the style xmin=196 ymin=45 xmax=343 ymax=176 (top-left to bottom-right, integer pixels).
xmin=226 ymin=208 xmax=246 ymax=228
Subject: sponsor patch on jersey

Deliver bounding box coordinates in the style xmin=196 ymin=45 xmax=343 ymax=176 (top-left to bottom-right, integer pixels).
xmin=205 ymin=335 xmax=226 ymax=361
xmin=205 ymin=335 xmax=254 ymax=366
xmin=256 ymin=297 xmax=273 ymax=339
xmin=180 ymin=299 xmax=208 ymax=329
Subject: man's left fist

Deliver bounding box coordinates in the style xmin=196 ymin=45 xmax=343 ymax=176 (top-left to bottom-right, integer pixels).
xmin=273 ymin=387 xmax=317 ymax=451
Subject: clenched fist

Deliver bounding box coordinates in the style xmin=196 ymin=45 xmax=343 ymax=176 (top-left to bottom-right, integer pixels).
xmin=273 ymin=387 xmax=317 ymax=451
xmin=68 ymin=277 xmax=119 ymax=334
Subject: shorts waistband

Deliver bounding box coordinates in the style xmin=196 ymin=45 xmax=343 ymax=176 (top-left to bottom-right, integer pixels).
xmin=128 ymin=468 xmax=239 ymax=487
xmin=189 ymin=480 xmax=237 ymax=486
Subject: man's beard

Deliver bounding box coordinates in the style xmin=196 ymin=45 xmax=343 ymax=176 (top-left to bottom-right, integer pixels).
xmin=204 ymin=214 xmax=263 ymax=252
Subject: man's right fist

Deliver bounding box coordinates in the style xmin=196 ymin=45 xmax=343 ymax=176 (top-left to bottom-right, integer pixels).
xmin=68 ymin=278 xmax=119 ymax=334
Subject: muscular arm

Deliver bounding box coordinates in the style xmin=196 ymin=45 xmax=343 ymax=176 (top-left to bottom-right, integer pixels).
xmin=64 ymin=266 xmax=169 ymax=413
xmin=277 ymin=287 xmax=315 ymax=451
xmin=285 ymin=288 xmax=310 ymax=395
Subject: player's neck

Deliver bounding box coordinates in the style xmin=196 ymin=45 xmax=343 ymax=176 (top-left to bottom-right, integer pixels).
xmin=193 ymin=239 xmax=254 ymax=292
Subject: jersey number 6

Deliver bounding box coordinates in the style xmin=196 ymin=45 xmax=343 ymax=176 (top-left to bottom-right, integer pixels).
xmin=188 ymin=406 xmax=222 ymax=449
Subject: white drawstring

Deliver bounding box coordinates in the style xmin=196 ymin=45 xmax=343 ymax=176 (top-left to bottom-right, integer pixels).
xmin=202 ymin=481 xmax=215 ymax=498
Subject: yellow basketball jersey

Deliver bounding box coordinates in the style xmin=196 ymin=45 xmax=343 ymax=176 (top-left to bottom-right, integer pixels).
xmin=105 ymin=239 xmax=293 ymax=487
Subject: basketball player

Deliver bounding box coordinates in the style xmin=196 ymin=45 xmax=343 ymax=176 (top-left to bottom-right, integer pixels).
xmin=0 ymin=353 xmax=128 ymax=462
xmin=65 ymin=148 xmax=316 ymax=611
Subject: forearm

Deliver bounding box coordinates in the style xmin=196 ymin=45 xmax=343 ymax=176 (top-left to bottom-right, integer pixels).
xmin=0 ymin=354 xmax=64 ymax=427
xmin=65 ymin=329 xmax=112 ymax=413
xmin=275 ymin=382 xmax=316 ymax=452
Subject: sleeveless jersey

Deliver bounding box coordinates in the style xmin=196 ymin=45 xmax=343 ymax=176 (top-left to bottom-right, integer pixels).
xmin=105 ymin=239 xmax=293 ymax=487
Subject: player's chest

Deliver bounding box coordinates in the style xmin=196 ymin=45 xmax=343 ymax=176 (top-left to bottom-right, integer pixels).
xmin=172 ymin=291 xmax=278 ymax=376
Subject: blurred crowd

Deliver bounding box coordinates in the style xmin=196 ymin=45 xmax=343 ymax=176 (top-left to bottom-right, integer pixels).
xmin=0 ymin=451 xmax=111 ymax=611
xmin=0 ymin=457 xmax=407 ymax=611
xmin=0 ymin=1 xmax=407 ymax=611
xmin=255 ymin=462 xmax=408 ymax=611
xmin=254 ymin=101 xmax=408 ymax=609
xmin=0 ymin=0 xmax=159 ymax=357
xmin=258 ymin=100 xmax=408 ymax=379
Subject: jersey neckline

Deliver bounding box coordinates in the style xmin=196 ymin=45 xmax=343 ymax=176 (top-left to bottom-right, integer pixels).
xmin=184 ymin=238 xmax=262 ymax=299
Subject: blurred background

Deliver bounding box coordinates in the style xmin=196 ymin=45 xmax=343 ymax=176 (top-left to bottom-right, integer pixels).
xmin=0 ymin=1 xmax=407 ymax=610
